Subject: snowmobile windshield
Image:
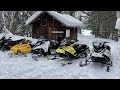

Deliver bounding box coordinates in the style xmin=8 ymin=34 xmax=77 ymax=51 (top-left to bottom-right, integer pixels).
xmin=35 ymin=39 xmax=48 ymax=48
xmin=93 ymin=42 xmax=100 ymax=47
xmin=93 ymin=42 xmax=104 ymax=52
xmin=59 ymin=40 xmax=67 ymax=48
xmin=60 ymin=40 xmax=68 ymax=46
xmin=36 ymin=41 xmax=43 ymax=46
xmin=71 ymin=43 xmax=79 ymax=48
xmin=0 ymin=36 xmax=5 ymax=40
xmin=0 ymin=38 xmax=4 ymax=42
xmin=35 ymin=39 xmax=45 ymax=46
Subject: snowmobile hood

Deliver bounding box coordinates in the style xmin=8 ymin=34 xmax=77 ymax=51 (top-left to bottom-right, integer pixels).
xmin=56 ymin=48 xmax=65 ymax=54
xmin=33 ymin=41 xmax=50 ymax=52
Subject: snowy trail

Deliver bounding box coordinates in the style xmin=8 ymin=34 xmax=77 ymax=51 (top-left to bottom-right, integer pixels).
xmin=0 ymin=33 xmax=120 ymax=79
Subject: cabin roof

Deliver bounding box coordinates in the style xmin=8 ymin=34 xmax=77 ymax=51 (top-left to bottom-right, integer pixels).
xmin=115 ymin=18 xmax=120 ymax=30
xmin=26 ymin=11 xmax=83 ymax=27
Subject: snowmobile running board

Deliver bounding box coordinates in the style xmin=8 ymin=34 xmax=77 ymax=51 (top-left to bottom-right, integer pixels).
xmin=32 ymin=54 xmax=58 ymax=61
xmin=37 ymin=54 xmax=72 ymax=66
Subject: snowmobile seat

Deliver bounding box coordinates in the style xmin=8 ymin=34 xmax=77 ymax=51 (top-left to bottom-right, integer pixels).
xmin=72 ymin=43 xmax=79 ymax=49
xmin=50 ymin=40 xmax=60 ymax=49
xmin=40 ymin=48 xmax=48 ymax=56
xmin=80 ymin=44 xmax=87 ymax=49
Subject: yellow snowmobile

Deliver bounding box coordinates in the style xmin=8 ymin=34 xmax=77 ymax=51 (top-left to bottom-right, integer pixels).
xmin=8 ymin=40 xmax=32 ymax=57
xmin=56 ymin=45 xmax=76 ymax=57
xmin=52 ymin=39 xmax=90 ymax=66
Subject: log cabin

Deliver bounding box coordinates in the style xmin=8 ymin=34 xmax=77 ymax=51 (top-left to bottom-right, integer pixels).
xmin=26 ymin=11 xmax=83 ymax=41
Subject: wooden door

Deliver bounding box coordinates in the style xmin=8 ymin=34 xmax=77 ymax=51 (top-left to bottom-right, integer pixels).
xmin=39 ymin=26 xmax=48 ymax=39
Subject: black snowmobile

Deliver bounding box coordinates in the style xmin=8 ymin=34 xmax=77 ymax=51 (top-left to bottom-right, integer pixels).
xmin=79 ymin=41 xmax=112 ymax=72
xmin=0 ymin=35 xmax=6 ymax=49
xmin=0 ymin=36 xmax=13 ymax=51
xmin=0 ymin=35 xmax=28 ymax=51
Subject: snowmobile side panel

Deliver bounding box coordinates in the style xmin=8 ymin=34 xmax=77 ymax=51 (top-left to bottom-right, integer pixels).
xmin=33 ymin=41 xmax=50 ymax=52
xmin=64 ymin=46 xmax=76 ymax=56
xmin=91 ymin=52 xmax=103 ymax=58
xmin=10 ymin=44 xmax=32 ymax=55
xmin=56 ymin=48 xmax=65 ymax=54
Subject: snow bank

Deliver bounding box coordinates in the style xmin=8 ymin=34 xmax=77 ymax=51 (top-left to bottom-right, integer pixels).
xmin=2 ymin=26 xmax=13 ymax=39
xmin=26 ymin=11 xmax=83 ymax=27
xmin=115 ymin=18 xmax=120 ymax=30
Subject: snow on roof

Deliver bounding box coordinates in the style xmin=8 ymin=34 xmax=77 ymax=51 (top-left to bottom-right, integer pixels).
xmin=115 ymin=18 xmax=120 ymax=30
xmin=26 ymin=11 xmax=83 ymax=27
xmin=26 ymin=11 xmax=42 ymax=25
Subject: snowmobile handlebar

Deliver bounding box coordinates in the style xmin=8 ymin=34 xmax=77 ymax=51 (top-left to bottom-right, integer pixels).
xmin=104 ymin=42 xmax=109 ymax=43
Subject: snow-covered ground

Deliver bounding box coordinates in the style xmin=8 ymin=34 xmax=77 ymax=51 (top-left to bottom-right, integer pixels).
xmin=81 ymin=29 xmax=92 ymax=35
xmin=0 ymin=30 xmax=120 ymax=79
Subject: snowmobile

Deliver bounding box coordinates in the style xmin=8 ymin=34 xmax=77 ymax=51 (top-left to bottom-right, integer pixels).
xmin=31 ymin=39 xmax=51 ymax=61
xmin=48 ymin=40 xmax=61 ymax=55
xmin=31 ymin=38 xmax=62 ymax=61
xmin=0 ymin=35 xmax=6 ymax=49
xmin=8 ymin=43 xmax=32 ymax=57
xmin=52 ymin=39 xmax=90 ymax=66
xmin=79 ymin=40 xmax=112 ymax=72
xmin=0 ymin=36 xmax=13 ymax=51
xmin=8 ymin=39 xmax=33 ymax=57
xmin=0 ymin=36 xmax=27 ymax=51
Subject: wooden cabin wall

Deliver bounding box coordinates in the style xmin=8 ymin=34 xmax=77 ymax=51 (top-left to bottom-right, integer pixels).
xmin=70 ymin=27 xmax=78 ymax=41
xmin=32 ymin=12 xmax=66 ymax=40
xmin=31 ymin=12 xmax=78 ymax=41
xmin=32 ymin=21 xmax=40 ymax=38
xmin=47 ymin=15 xmax=66 ymax=40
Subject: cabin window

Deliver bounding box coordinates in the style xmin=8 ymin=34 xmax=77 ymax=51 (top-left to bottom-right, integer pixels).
xmin=42 ymin=19 xmax=47 ymax=26
xmin=66 ymin=29 xmax=70 ymax=37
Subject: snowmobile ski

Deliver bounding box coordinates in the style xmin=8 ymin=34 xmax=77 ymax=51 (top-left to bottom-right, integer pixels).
xmin=8 ymin=52 xmax=27 ymax=58
xmin=32 ymin=55 xmax=39 ymax=61
xmin=79 ymin=59 xmax=90 ymax=67
xmin=79 ymin=58 xmax=113 ymax=72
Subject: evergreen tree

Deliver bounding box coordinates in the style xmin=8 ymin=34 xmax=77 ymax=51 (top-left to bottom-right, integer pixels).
xmin=86 ymin=11 xmax=117 ymax=41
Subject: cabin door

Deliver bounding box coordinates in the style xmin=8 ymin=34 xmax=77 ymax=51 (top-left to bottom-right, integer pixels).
xmin=39 ymin=26 xmax=48 ymax=39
